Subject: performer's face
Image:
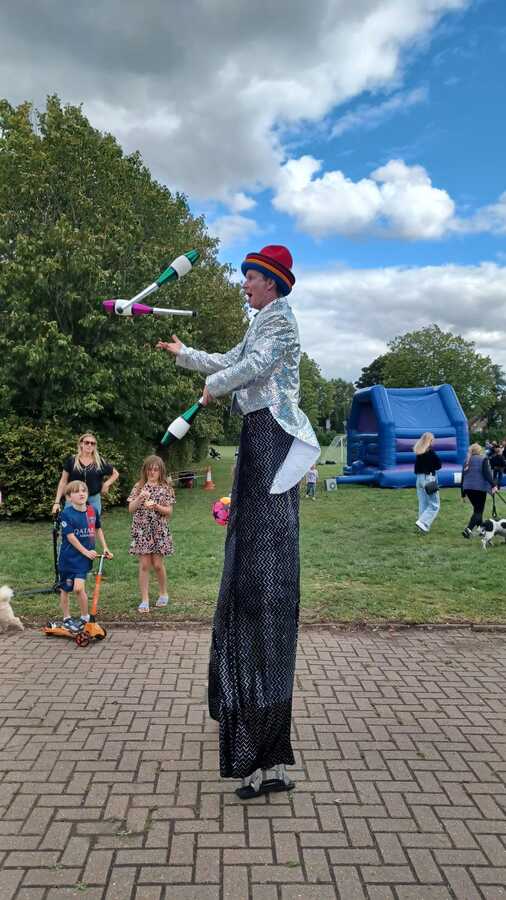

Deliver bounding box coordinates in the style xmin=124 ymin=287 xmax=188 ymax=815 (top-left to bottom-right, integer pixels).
xmin=243 ymin=270 xmax=276 ymax=310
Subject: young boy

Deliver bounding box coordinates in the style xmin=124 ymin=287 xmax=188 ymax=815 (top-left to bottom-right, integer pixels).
xmin=305 ymin=464 xmax=319 ymax=499
xmin=58 ymin=480 xmax=113 ymax=633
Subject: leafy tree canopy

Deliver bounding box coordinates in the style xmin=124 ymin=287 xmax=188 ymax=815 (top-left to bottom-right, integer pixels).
xmin=382 ymin=324 xmax=498 ymax=419
xmin=0 ymin=96 xmax=245 ymax=444
xmin=355 ymin=355 xmax=387 ymax=389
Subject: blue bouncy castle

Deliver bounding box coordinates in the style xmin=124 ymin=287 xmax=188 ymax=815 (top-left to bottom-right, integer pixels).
xmin=336 ymin=384 xmax=468 ymax=488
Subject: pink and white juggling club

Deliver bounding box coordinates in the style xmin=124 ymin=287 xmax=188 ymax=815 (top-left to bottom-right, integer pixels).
xmin=102 ymin=249 xmax=199 ymax=317
xmin=102 ymin=300 xmax=197 ymax=318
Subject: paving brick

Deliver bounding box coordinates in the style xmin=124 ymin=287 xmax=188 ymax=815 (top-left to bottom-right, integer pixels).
xmin=280 ymin=889 xmax=339 ymax=900
xmin=223 ymin=863 xmax=250 ymax=899
xmin=1 ymin=869 xmax=24 ymax=900
xmin=104 ymin=866 xmax=137 ymax=899
xmin=332 ymin=865 xmax=367 ymax=899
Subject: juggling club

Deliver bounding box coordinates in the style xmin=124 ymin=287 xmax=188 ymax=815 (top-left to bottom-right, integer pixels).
xmin=102 ymin=300 xmax=197 ymax=317
xmin=161 ymin=398 xmax=204 ymax=447
xmin=117 ymin=249 xmax=199 ymax=315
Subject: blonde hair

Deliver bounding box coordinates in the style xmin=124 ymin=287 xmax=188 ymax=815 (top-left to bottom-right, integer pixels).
xmin=65 ymin=480 xmax=88 ymax=497
xmin=464 ymin=442 xmax=484 ymax=470
xmin=413 ymin=432 xmax=434 ymax=455
xmin=74 ymin=433 xmax=105 ymax=472
xmin=137 ymin=455 xmax=172 ymax=489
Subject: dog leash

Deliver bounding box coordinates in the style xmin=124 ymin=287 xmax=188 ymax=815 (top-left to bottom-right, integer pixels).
xmin=491 ymin=490 xmax=506 ymax=520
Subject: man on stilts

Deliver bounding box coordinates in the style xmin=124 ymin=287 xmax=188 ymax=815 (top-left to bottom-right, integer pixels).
xmin=158 ymin=245 xmax=319 ymax=798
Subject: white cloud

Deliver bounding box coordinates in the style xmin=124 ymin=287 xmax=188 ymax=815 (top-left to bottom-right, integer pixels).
xmin=459 ymin=191 xmax=506 ymax=235
xmin=273 ymin=157 xmax=455 ymax=238
xmin=209 ymin=214 xmax=258 ymax=248
xmin=291 ymin=262 xmax=506 ymax=380
xmin=372 ymin=159 xmax=455 ymax=238
xmin=0 ymin=0 xmax=469 ymax=201
xmin=331 ymin=86 xmax=428 ymax=137
xmin=226 ymin=193 xmax=257 ymax=214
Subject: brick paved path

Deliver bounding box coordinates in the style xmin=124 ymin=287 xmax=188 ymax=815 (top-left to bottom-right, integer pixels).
xmin=1 ymin=627 xmax=506 ymax=900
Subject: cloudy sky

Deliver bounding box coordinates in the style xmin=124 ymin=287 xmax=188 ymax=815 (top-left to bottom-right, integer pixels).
xmin=1 ymin=0 xmax=505 ymax=380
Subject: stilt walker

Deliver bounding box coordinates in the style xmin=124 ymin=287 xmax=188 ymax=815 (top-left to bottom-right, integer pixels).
xmin=156 ymin=245 xmax=320 ymax=798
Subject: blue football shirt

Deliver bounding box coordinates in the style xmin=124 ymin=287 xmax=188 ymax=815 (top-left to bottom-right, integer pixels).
xmin=59 ymin=504 xmax=101 ymax=577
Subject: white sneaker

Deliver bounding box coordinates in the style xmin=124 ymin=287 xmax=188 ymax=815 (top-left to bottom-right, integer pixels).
xmin=415 ymin=520 xmax=429 ymax=533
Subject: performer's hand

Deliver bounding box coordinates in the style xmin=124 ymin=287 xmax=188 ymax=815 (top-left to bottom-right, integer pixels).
xmin=156 ymin=335 xmax=182 ymax=355
xmin=202 ymin=385 xmax=214 ymax=406
xmin=103 ymin=549 xmax=114 ymax=559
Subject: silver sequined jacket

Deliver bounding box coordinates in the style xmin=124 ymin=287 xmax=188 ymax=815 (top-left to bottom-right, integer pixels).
xmin=176 ymin=298 xmax=319 ymax=491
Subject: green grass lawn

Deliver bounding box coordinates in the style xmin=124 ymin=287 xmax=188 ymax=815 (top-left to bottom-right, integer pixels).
xmin=2 ymin=445 xmax=505 ymax=624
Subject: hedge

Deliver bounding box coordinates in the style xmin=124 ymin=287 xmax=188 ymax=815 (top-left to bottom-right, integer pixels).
xmin=0 ymin=419 xmax=210 ymax=520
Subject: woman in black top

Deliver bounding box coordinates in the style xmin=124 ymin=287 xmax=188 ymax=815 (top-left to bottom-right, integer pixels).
xmin=413 ymin=431 xmax=442 ymax=534
xmin=52 ymin=432 xmax=119 ymax=516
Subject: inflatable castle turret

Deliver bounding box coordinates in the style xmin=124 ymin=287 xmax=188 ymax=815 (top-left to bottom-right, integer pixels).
xmin=336 ymin=384 xmax=468 ymax=488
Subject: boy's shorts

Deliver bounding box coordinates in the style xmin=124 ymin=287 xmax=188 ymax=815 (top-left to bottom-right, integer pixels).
xmin=58 ymin=573 xmax=87 ymax=593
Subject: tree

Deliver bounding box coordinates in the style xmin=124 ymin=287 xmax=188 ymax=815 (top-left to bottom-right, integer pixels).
xmin=330 ymin=378 xmax=355 ymax=430
xmin=299 ymin=353 xmax=322 ymax=426
xmin=355 ymin=355 xmax=387 ymax=389
xmin=0 ymin=96 xmax=245 ymax=445
xmin=382 ymin=325 xmax=497 ymax=419
xmin=485 ymin=364 xmax=506 ymax=434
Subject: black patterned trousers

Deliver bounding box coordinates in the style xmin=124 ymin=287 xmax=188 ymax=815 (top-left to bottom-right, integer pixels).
xmin=208 ymin=408 xmax=300 ymax=779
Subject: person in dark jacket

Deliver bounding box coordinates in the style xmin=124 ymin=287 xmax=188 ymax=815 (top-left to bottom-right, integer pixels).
xmin=488 ymin=443 xmax=505 ymax=487
xmin=413 ymin=432 xmax=442 ymax=534
xmin=461 ymin=443 xmax=498 ymax=538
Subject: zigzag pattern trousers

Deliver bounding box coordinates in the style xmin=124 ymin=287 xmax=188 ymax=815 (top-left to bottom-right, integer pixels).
xmin=208 ymin=408 xmax=300 ymax=779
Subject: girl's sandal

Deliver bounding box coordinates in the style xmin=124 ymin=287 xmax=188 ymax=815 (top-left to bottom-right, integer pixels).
xmin=137 ymin=601 xmax=150 ymax=613
xmin=155 ymin=596 xmax=169 ymax=608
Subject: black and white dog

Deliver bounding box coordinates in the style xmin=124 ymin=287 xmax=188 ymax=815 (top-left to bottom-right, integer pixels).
xmin=479 ymin=518 xmax=506 ymax=550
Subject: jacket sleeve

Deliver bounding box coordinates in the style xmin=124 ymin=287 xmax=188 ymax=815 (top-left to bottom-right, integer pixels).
xmin=176 ymin=339 xmax=244 ymax=375
xmin=432 ymin=450 xmax=442 ymax=472
xmin=205 ymin=314 xmax=294 ymax=398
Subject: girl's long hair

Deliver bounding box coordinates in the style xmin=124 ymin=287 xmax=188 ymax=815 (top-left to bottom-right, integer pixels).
xmin=137 ymin=455 xmax=171 ymax=489
xmin=74 ymin=432 xmax=105 ymax=472
xmin=413 ymin=432 xmax=434 ymax=455
xmin=464 ymin=442 xmax=484 ymax=471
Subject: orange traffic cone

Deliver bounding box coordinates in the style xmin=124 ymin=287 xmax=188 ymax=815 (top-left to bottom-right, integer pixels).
xmin=203 ymin=465 xmax=215 ymax=490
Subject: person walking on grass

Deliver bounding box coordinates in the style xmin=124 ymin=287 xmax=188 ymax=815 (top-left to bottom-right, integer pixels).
xmin=461 ymin=443 xmax=498 ymax=538
xmin=157 ymin=244 xmax=319 ymax=800
xmin=52 ymin=432 xmax=119 ymax=516
xmin=414 ymin=432 xmax=442 ymax=534
xmin=127 ymin=455 xmax=175 ymax=612
xmin=58 ymin=480 xmax=113 ymax=633
xmin=305 ymin=463 xmax=319 ymax=499
xmin=488 ymin=442 xmax=505 ymax=487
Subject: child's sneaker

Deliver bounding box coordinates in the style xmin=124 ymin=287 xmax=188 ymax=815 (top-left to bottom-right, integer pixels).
xmin=155 ymin=596 xmax=169 ymax=608
xmin=63 ymin=617 xmax=84 ymax=634
xmin=462 ymin=527 xmax=472 ymax=539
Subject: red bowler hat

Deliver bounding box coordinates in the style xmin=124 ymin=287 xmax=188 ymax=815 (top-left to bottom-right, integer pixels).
xmin=241 ymin=244 xmax=295 ymax=296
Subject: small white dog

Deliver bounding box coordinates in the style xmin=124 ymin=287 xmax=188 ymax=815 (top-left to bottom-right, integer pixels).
xmin=479 ymin=518 xmax=506 ymax=550
xmin=0 ymin=586 xmax=24 ymax=632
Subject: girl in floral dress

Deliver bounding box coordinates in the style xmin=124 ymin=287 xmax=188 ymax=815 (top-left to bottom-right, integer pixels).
xmin=127 ymin=455 xmax=175 ymax=612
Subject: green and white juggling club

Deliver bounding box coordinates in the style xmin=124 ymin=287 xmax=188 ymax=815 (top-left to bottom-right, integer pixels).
xmin=118 ymin=250 xmax=199 ymax=315
xmin=161 ymin=397 xmax=204 ymax=447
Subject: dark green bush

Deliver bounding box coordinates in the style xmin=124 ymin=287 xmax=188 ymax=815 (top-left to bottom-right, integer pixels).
xmin=0 ymin=419 xmax=131 ymax=520
xmin=0 ymin=418 xmax=211 ymax=520
xmin=315 ymin=428 xmax=338 ymax=447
